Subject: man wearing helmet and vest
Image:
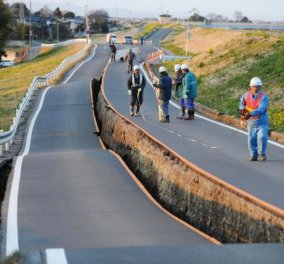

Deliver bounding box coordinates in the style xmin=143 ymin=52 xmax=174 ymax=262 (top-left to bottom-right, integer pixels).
xmin=172 ymin=64 xmax=186 ymax=119
xmin=181 ymin=64 xmax=198 ymax=120
xmin=127 ymin=65 xmax=146 ymax=116
xmin=153 ymin=66 xmax=172 ymax=122
xmin=240 ymin=77 xmax=270 ymax=161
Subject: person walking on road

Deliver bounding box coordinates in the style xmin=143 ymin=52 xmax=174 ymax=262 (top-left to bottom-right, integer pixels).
xmin=109 ymin=42 xmax=117 ymax=62
xmin=172 ymin=64 xmax=186 ymax=119
xmin=125 ymin=48 xmax=136 ymax=73
xmin=127 ymin=65 xmax=146 ymax=116
xmin=181 ymin=64 xmax=198 ymax=120
xmin=153 ymin=66 xmax=172 ymax=123
xmin=240 ymin=77 xmax=270 ymax=161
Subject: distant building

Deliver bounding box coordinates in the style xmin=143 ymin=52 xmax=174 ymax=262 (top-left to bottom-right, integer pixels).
xmin=159 ymin=14 xmax=172 ymax=24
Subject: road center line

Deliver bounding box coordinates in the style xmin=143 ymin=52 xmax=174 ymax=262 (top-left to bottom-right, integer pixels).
xmin=46 ymin=248 xmax=68 ymax=264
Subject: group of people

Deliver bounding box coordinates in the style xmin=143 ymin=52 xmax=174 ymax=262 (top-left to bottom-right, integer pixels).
xmin=126 ymin=62 xmax=198 ymax=123
xmin=118 ymin=45 xmax=270 ymax=161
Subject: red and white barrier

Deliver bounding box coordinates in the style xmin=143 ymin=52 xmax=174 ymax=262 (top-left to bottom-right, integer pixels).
xmin=147 ymin=50 xmax=163 ymax=62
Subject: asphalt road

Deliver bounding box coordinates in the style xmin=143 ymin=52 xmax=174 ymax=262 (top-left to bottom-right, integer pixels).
xmin=3 ymin=43 xmax=212 ymax=262
xmin=104 ymin=35 xmax=284 ymax=210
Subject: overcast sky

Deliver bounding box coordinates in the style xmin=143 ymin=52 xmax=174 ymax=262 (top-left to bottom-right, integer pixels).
xmin=18 ymin=0 xmax=284 ymax=21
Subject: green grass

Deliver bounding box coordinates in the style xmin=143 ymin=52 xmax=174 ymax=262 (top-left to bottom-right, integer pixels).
xmin=197 ymin=43 xmax=284 ymax=132
xmin=134 ymin=22 xmax=161 ymax=40
xmin=3 ymin=251 xmax=21 ymax=264
xmin=0 ymin=43 xmax=86 ymax=131
xmin=155 ymin=28 xmax=284 ymax=132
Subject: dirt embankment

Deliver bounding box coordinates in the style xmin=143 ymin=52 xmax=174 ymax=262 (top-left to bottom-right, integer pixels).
xmin=92 ymin=79 xmax=284 ymax=243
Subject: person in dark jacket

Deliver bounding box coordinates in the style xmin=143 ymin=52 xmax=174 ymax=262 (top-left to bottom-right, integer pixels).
xmin=109 ymin=43 xmax=117 ymax=62
xmin=127 ymin=65 xmax=146 ymax=116
xmin=153 ymin=66 xmax=172 ymax=122
xmin=172 ymin=64 xmax=186 ymax=119
xmin=125 ymin=48 xmax=136 ymax=73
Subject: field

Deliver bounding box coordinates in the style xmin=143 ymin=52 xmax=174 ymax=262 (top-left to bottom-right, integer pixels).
xmin=0 ymin=43 xmax=85 ymax=131
xmin=155 ymin=24 xmax=284 ymax=132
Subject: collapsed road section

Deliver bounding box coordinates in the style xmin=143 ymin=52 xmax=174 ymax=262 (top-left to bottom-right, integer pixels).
xmin=91 ymin=78 xmax=284 ymax=243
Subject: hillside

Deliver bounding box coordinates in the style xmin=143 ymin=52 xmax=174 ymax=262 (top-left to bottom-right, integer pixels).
xmin=158 ymin=25 xmax=284 ymax=132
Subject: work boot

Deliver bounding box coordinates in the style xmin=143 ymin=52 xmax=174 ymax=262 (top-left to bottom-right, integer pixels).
xmin=259 ymin=154 xmax=266 ymax=161
xmin=248 ymin=156 xmax=257 ymax=161
xmin=185 ymin=110 xmax=193 ymax=120
xmin=130 ymin=106 xmax=134 ymax=116
xmin=176 ymin=107 xmax=185 ymax=119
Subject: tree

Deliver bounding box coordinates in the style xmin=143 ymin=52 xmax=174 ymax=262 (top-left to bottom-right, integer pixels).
xmin=234 ymin=11 xmax=243 ymax=22
xmin=54 ymin=7 xmax=63 ymax=20
xmin=34 ymin=5 xmax=52 ymax=17
xmin=189 ymin=13 xmax=205 ymax=22
xmin=63 ymin=11 xmax=75 ymax=19
xmin=240 ymin=16 xmax=251 ymax=23
xmin=89 ymin=9 xmax=109 ymax=33
xmin=0 ymin=0 xmax=12 ymax=61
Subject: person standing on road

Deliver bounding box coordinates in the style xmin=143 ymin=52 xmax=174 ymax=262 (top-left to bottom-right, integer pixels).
xmin=240 ymin=77 xmax=270 ymax=161
xmin=153 ymin=66 xmax=172 ymax=123
xmin=140 ymin=35 xmax=144 ymax=45
xmin=125 ymin=48 xmax=136 ymax=73
xmin=109 ymin=42 xmax=117 ymax=62
xmin=127 ymin=65 xmax=146 ymax=116
xmin=181 ymin=64 xmax=198 ymax=120
xmin=172 ymin=64 xmax=186 ymax=119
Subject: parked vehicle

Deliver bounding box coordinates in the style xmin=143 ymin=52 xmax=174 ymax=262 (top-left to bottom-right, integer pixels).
xmin=124 ymin=36 xmax=133 ymax=45
xmin=110 ymin=35 xmax=118 ymax=44
xmin=0 ymin=60 xmax=15 ymax=67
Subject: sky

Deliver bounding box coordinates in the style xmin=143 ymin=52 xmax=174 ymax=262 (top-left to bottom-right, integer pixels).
xmin=14 ymin=0 xmax=284 ymax=22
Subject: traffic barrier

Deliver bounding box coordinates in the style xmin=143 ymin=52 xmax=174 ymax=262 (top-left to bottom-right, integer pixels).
xmin=0 ymin=40 xmax=92 ymax=153
xmin=147 ymin=49 xmax=163 ymax=62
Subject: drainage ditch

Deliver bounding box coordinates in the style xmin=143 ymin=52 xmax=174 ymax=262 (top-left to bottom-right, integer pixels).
xmin=91 ymin=78 xmax=284 ymax=243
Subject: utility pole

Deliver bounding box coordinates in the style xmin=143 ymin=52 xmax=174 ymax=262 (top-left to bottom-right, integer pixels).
xmin=85 ymin=0 xmax=89 ymax=41
xmin=185 ymin=10 xmax=193 ymax=56
xmin=29 ymin=0 xmax=32 ymax=47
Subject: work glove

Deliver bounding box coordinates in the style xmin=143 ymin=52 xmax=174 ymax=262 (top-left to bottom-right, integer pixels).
xmin=244 ymin=113 xmax=251 ymax=120
xmin=128 ymin=90 xmax=131 ymax=96
xmin=138 ymin=88 xmax=142 ymax=93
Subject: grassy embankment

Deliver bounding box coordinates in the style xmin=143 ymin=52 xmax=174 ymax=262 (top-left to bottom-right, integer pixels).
xmin=0 ymin=42 xmax=86 ymax=131
xmin=153 ymin=25 xmax=284 ymax=132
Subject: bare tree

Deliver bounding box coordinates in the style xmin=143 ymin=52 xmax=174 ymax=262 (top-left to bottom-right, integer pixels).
xmin=233 ymin=11 xmax=243 ymax=22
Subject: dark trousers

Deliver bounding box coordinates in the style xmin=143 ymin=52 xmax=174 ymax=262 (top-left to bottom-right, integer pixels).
xmin=130 ymin=87 xmax=143 ymax=112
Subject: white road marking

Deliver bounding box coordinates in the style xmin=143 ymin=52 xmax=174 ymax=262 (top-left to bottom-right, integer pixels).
xmin=170 ymin=100 xmax=284 ymax=149
xmin=5 ymin=45 xmax=97 ymax=256
xmin=46 ymin=248 xmax=68 ymax=264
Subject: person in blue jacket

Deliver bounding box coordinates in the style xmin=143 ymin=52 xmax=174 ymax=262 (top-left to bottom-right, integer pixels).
xmin=240 ymin=77 xmax=270 ymax=161
xmin=153 ymin=66 xmax=172 ymax=123
xmin=181 ymin=64 xmax=198 ymax=120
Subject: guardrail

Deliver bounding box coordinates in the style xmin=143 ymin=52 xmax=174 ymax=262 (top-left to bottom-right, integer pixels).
xmin=41 ymin=38 xmax=88 ymax=49
xmin=0 ymin=39 xmax=91 ymax=155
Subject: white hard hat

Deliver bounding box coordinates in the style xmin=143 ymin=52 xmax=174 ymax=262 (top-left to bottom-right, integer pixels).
xmin=159 ymin=66 xmax=167 ymax=73
xmin=133 ymin=65 xmax=140 ymax=71
xmin=250 ymin=77 xmax=262 ymax=86
xmin=181 ymin=64 xmax=189 ymax=70
xmin=174 ymin=64 xmax=181 ymax=72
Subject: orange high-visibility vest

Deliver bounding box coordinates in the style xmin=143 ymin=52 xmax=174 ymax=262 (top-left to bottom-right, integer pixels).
xmin=244 ymin=91 xmax=265 ymax=119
